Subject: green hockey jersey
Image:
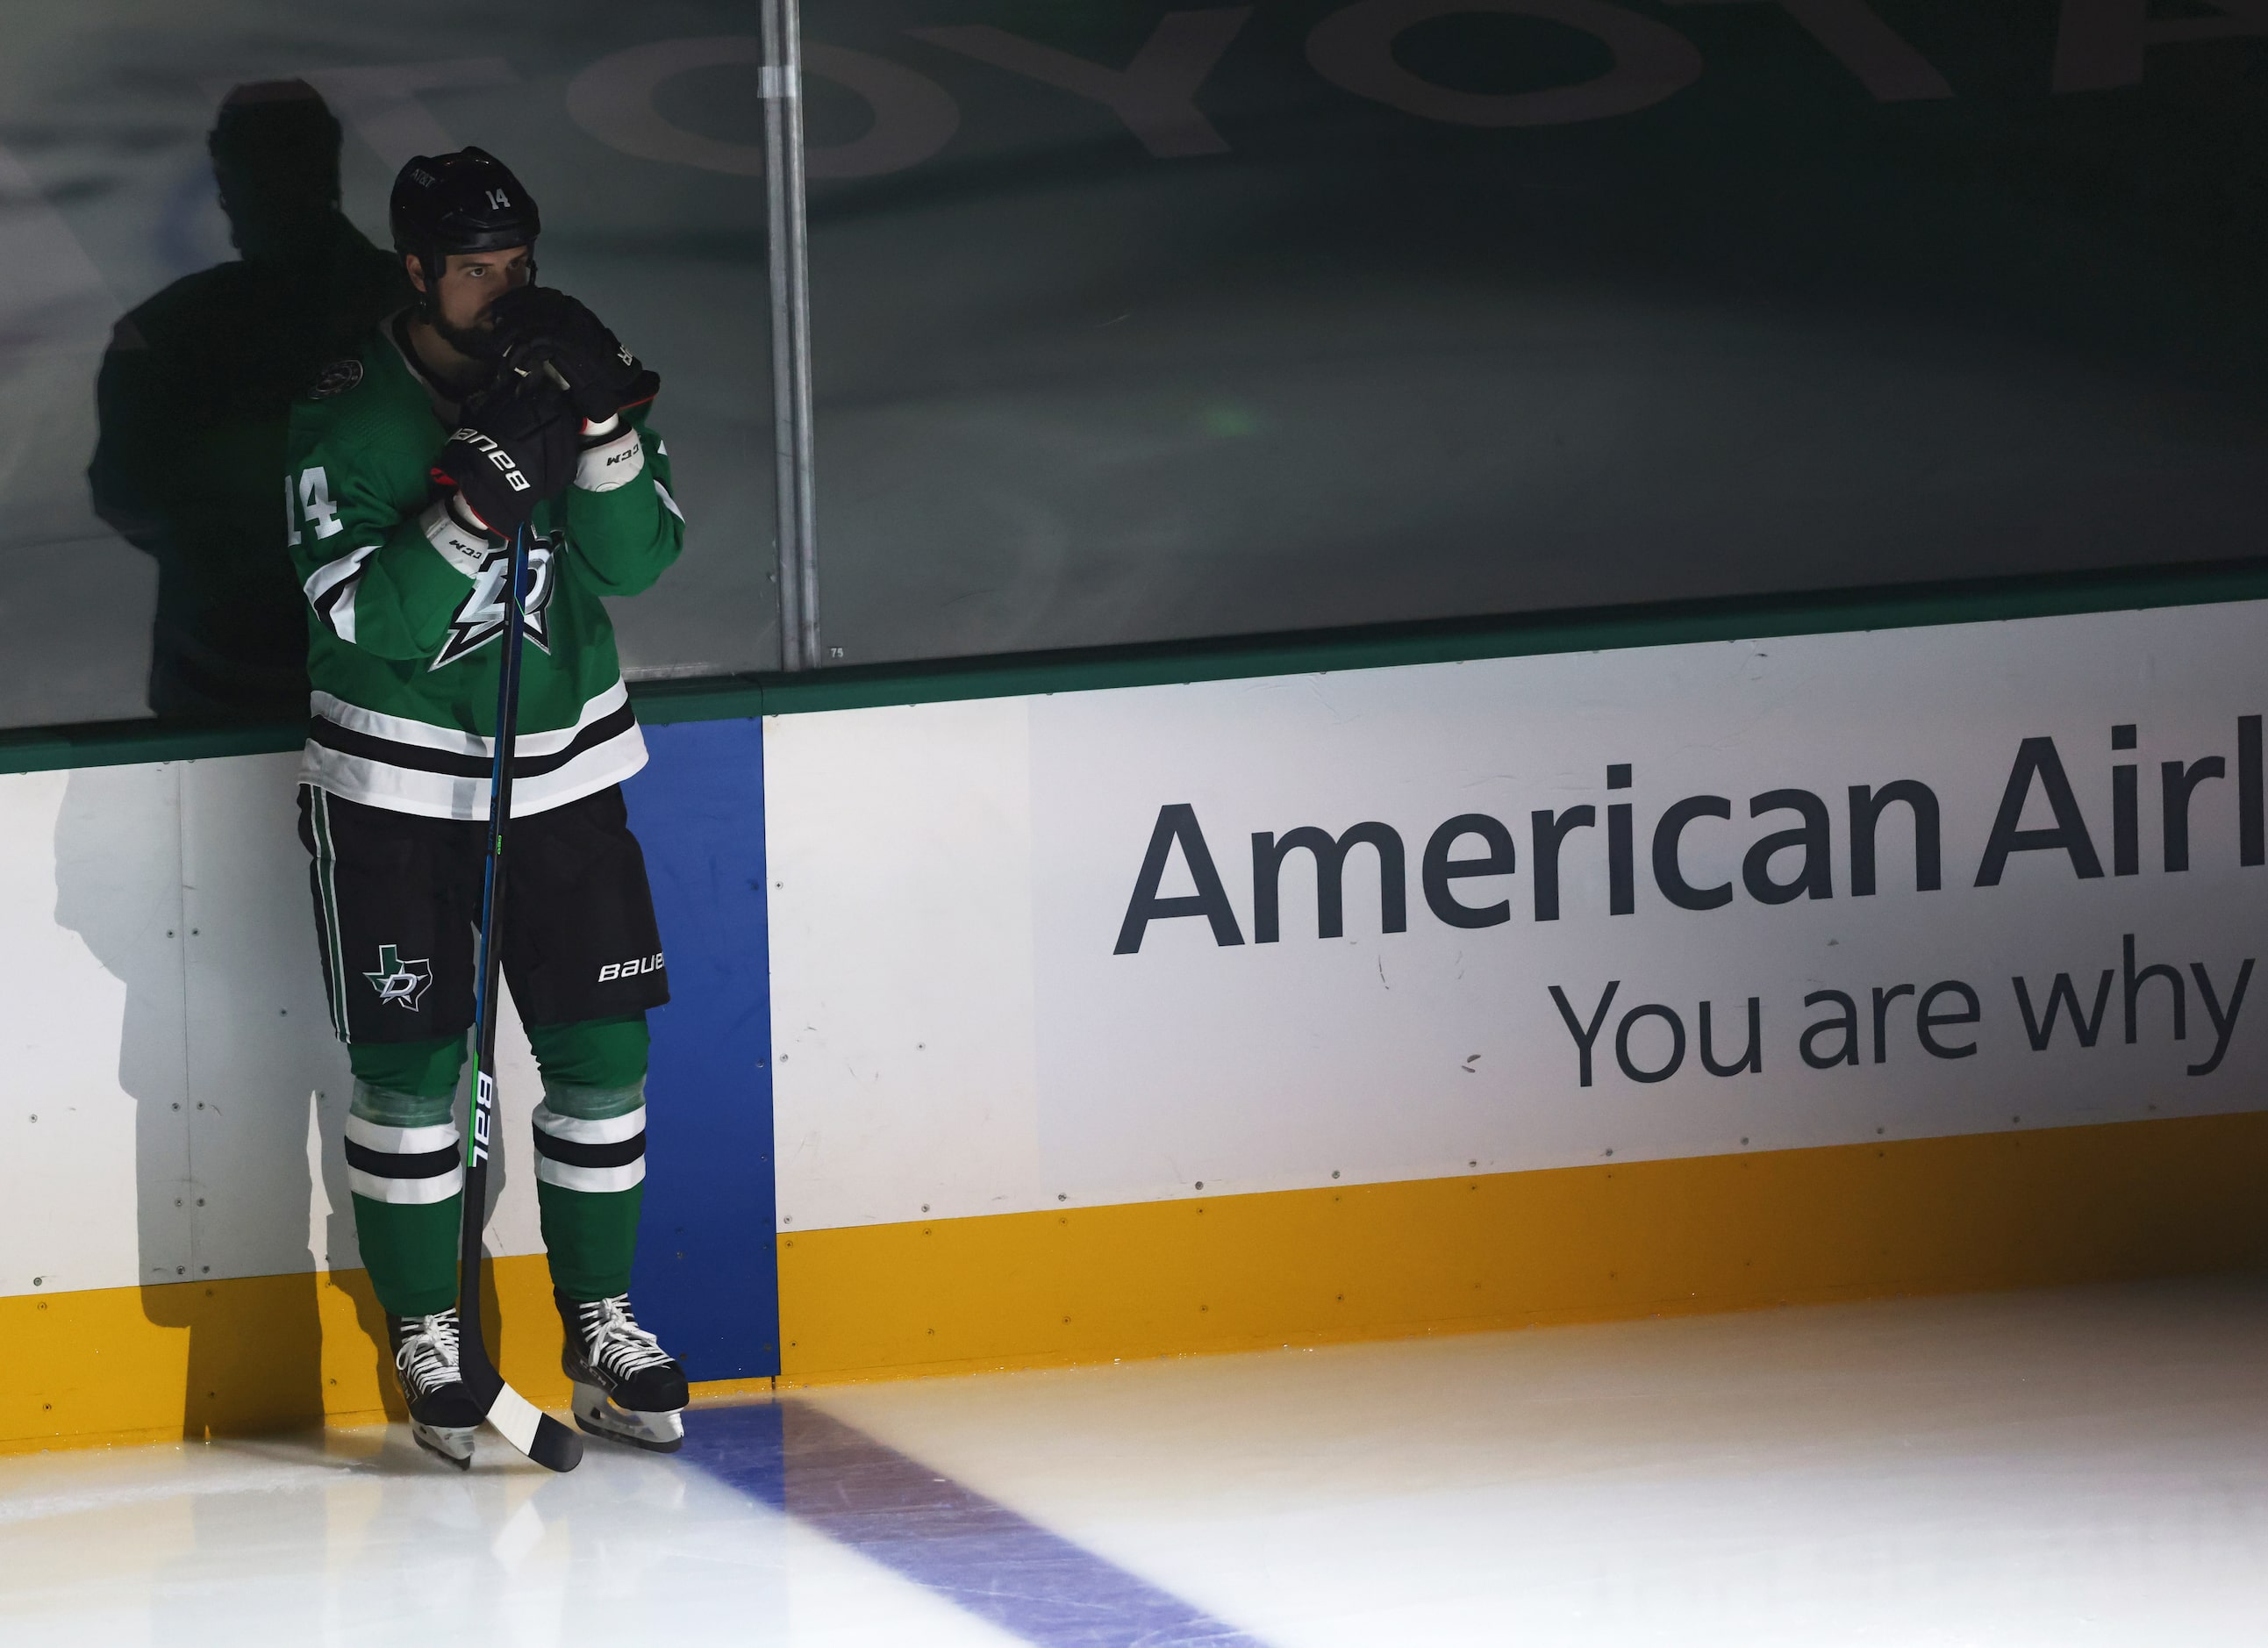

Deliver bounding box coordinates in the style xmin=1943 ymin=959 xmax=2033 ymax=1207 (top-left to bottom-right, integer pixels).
xmin=283 ymin=312 xmax=683 ymax=820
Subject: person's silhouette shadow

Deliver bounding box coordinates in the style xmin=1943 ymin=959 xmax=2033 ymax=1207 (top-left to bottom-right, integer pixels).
xmin=65 ymin=82 xmax=415 ymax=1444
xmin=89 ymin=78 xmax=408 ymax=723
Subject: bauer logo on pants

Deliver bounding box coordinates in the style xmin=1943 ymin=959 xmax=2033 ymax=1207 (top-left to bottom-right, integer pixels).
xmin=364 ymin=943 xmax=433 ymax=1010
xmin=598 ymin=952 xmax=664 ymax=983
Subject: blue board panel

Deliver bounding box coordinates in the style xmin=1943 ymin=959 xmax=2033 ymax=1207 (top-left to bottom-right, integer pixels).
xmin=620 ymin=717 xmax=778 ymax=1379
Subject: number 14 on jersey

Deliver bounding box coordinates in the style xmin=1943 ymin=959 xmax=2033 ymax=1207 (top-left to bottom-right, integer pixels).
xmin=286 ymin=465 xmax=344 ymax=546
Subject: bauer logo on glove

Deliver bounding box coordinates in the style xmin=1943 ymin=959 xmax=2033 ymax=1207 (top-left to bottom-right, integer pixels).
xmin=442 ymin=429 xmax=533 ymax=492
xmin=431 ymin=379 xmax=578 ymax=537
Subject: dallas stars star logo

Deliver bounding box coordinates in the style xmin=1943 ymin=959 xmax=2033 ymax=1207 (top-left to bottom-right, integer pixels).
xmin=432 ymin=534 xmax=559 ymax=670
xmin=363 ymin=944 xmax=434 ymax=1011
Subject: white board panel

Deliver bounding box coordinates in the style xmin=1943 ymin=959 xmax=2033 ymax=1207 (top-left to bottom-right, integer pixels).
xmin=773 ymin=604 xmax=2268 ymax=1232
xmin=0 ymin=756 xmax=548 ymax=1300
xmin=766 ymin=699 xmax=1041 ymax=1231
xmin=4 ymin=763 xmax=187 ymax=1296
xmin=173 ymin=756 xmax=546 ymax=1281
xmin=179 ymin=755 xmax=347 ymax=1284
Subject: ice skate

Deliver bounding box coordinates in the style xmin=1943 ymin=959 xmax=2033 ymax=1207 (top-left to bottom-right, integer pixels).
xmin=558 ymin=1290 xmax=689 ymax=1452
xmin=387 ymin=1309 xmax=483 ymax=1469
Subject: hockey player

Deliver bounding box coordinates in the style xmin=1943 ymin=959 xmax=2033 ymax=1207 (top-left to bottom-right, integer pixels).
xmin=286 ymin=147 xmax=690 ymax=1465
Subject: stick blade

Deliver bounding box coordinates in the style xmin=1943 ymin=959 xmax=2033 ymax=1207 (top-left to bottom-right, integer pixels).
xmin=526 ymin=1411 xmax=586 ymax=1474
xmin=484 ymin=1379 xmax=585 ymax=1473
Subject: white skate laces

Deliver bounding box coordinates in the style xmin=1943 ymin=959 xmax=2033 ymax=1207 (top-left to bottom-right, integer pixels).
xmin=394 ymin=1309 xmax=464 ymax=1398
xmin=562 ymin=1292 xmax=687 ymax=1452
xmin=573 ymin=1294 xmax=672 ymax=1380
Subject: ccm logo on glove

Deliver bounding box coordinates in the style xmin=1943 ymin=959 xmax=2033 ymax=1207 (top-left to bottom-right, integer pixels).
xmin=449 ymin=428 xmax=532 ymax=493
xmin=598 ymin=952 xmax=665 ymax=983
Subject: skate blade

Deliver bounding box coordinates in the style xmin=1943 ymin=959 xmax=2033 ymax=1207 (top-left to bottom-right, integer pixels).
xmin=571 ymin=1382 xmax=684 ymax=1453
xmin=411 ymin=1422 xmax=476 ymax=1470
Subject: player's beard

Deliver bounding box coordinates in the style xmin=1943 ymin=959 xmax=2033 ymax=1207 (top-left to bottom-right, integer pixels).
xmin=428 ymin=305 xmax=504 ymax=365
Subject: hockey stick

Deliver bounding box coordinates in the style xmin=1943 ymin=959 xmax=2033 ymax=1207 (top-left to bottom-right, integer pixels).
xmin=456 ymin=516 xmax=584 ymax=1474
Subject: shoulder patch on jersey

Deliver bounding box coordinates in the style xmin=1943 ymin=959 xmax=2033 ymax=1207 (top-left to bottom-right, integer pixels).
xmin=306 ymin=358 xmax=365 ymax=400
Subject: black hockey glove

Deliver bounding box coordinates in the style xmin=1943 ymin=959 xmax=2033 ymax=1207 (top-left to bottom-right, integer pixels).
xmin=430 ymin=376 xmax=579 ymax=539
xmin=488 ymin=286 xmax=661 ymax=426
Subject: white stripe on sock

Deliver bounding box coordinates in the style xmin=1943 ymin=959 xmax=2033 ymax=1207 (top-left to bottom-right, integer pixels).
xmin=534 ymin=1157 xmax=646 ymax=1194
xmin=346 ymin=1115 xmax=459 ymax=1155
xmin=531 ymin=1102 xmax=646 ymax=1145
xmin=349 ymin=1164 xmax=464 ymax=1205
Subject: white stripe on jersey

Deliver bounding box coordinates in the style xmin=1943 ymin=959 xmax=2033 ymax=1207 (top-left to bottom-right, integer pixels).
xmin=304 ymin=543 xmax=380 ymax=644
xmin=299 ymin=720 xmax=647 ymax=822
xmin=308 ymin=679 xmax=632 ymax=760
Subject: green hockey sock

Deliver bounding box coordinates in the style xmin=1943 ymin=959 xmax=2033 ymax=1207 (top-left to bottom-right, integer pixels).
xmin=346 ymin=1036 xmax=466 ymax=1320
xmin=526 ymin=1016 xmax=649 ymax=1303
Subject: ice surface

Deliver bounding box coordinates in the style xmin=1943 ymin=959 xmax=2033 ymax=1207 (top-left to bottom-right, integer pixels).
xmin=4 ymin=1276 xmax=2266 ymax=1645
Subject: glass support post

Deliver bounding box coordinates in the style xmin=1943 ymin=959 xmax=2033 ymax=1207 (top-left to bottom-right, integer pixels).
xmin=762 ymin=0 xmax=820 ymax=670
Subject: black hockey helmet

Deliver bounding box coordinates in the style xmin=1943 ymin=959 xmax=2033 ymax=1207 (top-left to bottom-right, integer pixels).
xmin=390 ymin=147 xmax=540 ymax=291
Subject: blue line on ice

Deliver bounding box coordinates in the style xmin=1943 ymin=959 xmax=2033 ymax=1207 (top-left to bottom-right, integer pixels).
xmin=684 ymin=1401 xmax=1267 ymax=1647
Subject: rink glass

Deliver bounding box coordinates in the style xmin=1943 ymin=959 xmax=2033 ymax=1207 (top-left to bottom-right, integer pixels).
xmin=0 ymin=1 xmax=2260 ymax=727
